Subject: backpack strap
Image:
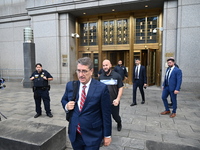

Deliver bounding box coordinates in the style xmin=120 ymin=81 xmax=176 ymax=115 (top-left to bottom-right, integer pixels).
xmin=71 ymin=80 xmax=79 ymax=101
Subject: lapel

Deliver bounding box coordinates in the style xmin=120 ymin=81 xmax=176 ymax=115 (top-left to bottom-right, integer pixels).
xmin=80 ymin=78 xmax=97 ymax=113
xmin=169 ymin=67 xmax=176 ymax=79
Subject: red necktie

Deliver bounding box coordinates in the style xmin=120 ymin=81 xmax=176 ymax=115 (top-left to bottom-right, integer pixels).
xmin=77 ymin=85 xmax=87 ymax=134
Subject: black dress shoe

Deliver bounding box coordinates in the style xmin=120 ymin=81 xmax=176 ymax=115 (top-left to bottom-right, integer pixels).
xmin=34 ymin=114 xmax=41 ymax=118
xmin=130 ymin=103 xmax=137 ymax=106
xmin=141 ymin=101 xmax=145 ymax=104
xmin=47 ymin=113 xmax=53 ymax=118
xmin=117 ymin=122 xmax=122 ymax=131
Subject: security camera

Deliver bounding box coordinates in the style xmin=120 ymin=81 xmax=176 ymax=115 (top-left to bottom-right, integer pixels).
xmin=76 ymin=34 xmax=80 ymax=38
xmin=71 ymin=33 xmax=80 ymax=38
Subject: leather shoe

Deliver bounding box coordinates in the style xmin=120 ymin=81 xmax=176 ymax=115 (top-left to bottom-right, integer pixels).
xmin=160 ymin=111 xmax=170 ymax=115
xmin=117 ymin=122 xmax=122 ymax=131
xmin=170 ymin=113 xmax=176 ymax=118
xmin=141 ymin=101 xmax=145 ymax=104
xmin=47 ymin=113 xmax=53 ymax=118
xmin=130 ymin=103 xmax=137 ymax=106
xmin=34 ymin=114 xmax=41 ymax=118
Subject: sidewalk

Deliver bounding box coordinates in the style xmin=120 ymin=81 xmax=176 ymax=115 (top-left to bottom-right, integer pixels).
xmin=0 ymin=82 xmax=200 ymax=150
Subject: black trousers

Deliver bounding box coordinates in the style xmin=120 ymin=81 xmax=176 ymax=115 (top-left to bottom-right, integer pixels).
xmin=133 ymin=80 xmax=145 ymax=104
xmin=111 ymin=104 xmax=121 ymax=124
xmin=34 ymin=89 xmax=51 ymax=114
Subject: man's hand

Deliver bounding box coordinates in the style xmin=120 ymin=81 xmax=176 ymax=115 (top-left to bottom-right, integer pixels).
xmin=30 ymin=77 xmax=34 ymax=80
xmin=113 ymin=99 xmax=119 ymax=106
xmin=43 ymin=76 xmax=48 ymax=80
xmin=66 ymin=101 xmax=75 ymax=110
xmin=174 ymin=90 xmax=179 ymax=94
xmin=103 ymin=137 xmax=111 ymax=146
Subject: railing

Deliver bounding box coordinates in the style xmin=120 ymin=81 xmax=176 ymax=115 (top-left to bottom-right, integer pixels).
xmin=0 ymin=69 xmax=24 ymax=82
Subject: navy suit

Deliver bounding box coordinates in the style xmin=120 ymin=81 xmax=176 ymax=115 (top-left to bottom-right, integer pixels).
xmin=61 ymin=79 xmax=111 ymax=149
xmin=132 ymin=65 xmax=147 ymax=104
xmin=162 ymin=67 xmax=182 ymax=113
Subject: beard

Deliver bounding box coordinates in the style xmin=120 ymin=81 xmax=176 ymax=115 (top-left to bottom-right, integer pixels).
xmin=104 ymin=69 xmax=111 ymax=75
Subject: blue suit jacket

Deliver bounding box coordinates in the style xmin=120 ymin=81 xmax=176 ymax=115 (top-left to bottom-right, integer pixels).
xmin=61 ymin=79 xmax=112 ymax=146
xmin=163 ymin=67 xmax=182 ymax=91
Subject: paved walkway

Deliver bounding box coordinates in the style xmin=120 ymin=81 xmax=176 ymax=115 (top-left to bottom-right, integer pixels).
xmin=0 ymin=82 xmax=200 ymax=150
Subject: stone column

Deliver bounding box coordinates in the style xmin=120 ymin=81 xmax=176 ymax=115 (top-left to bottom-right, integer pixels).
xmin=23 ymin=27 xmax=35 ymax=88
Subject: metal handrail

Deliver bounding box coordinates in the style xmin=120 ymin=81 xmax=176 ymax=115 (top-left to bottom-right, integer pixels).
xmin=0 ymin=68 xmax=24 ymax=82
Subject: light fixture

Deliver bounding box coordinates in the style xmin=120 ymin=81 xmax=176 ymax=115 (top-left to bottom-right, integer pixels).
xmin=112 ymin=9 xmax=115 ymax=12
xmin=71 ymin=33 xmax=80 ymax=38
xmin=145 ymin=5 xmax=148 ymax=8
xmin=153 ymin=27 xmax=163 ymax=33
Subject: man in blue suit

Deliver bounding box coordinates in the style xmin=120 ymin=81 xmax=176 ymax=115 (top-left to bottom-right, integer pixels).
xmin=131 ymin=58 xmax=147 ymax=106
xmin=61 ymin=57 xmax=112 ymax=150
xmin=161 ymin=58 xmax=182 ymax=118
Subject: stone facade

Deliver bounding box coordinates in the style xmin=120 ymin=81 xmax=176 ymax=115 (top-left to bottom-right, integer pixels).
xmin=0 ymin=0 xmax=200 ymax=91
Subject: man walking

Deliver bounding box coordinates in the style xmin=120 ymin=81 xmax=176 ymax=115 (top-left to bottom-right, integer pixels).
xmin=131 ymin=58 xmax=147 ymax=106
xmin=161 ymin=58 xmax=182 ymax=118
xmin=99 ymin=59 xmax=124 ymax=131
xmin=61 ymin=57 xmax=112 ymax=149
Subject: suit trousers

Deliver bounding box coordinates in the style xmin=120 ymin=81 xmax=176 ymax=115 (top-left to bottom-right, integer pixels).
xmin=162 ymin=86 xmax=177 ymax=113
xmin=34 ymin=89 xmax=51 ymax=114
xmin=71 ymin=132 xmax=101 ymax=150
xmin=133 ymin=80 xmax=145 ymax=104
xmin=111 ymin=104 xmax=121 ymax=124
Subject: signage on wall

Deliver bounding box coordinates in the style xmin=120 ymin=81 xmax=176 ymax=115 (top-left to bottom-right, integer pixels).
xmin=62 ymin=54 xmax=68 ymax=67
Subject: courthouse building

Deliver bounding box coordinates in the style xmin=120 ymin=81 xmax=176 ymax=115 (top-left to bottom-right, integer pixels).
xmin=0 ymin=0 xmax=199 ymax=91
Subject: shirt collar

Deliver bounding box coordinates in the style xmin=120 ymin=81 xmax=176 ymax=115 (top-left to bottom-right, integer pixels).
xmin=80 ymin=78 xmax=92 ymax=88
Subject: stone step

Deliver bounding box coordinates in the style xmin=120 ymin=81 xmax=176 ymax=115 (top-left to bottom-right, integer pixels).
xmin=146 ymin=140 xmax=200 ymax=150
xmin=0 ymin=119 xmax=66 ymax=150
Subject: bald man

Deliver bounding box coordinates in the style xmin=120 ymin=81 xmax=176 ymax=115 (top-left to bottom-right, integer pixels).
xmin=99 ymin=59 xmax=124 ymax=131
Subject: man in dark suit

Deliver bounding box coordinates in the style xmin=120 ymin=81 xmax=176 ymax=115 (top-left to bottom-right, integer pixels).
xmin=61 ymin=57 xmax=112 ymax=150
xmin=161 ymin=58 xmax=182 ymax=118
xmin=131 ymin=58 xmax=147 ymax=106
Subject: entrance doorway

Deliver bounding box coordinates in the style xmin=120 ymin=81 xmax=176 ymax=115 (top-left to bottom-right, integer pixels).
xmin=104 ymin=51 xmax=129 ymax=69
xmin=141 ymin=49 xmax=156 ymax=85
xmin=82 ymin=53 xmax=99 ymax=79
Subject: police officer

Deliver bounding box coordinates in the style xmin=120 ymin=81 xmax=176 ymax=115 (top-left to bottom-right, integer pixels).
xmin=114 ymin=60 xmax=128 ymax=81
xmin=30 ymin=63 xmax=53 ymax=118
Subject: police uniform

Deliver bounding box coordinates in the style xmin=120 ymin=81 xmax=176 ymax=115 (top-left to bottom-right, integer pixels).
xmin=114 ymin=65 xmax=128 ymax=80
xmin=30 ymin=69 xmax=53 ymax=117
xmin=99 ymin=70 xmax=123 ymax=125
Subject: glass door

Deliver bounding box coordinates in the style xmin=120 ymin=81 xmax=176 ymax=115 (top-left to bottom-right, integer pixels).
xmin=82 ymin=53 xmax=99 ymax=79
xmin=141 ymin=49 xmax=156 ymax=85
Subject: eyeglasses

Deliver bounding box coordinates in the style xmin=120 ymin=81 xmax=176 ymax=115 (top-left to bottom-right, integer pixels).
xmin=76 ymin=69 xmax=90 ymax=74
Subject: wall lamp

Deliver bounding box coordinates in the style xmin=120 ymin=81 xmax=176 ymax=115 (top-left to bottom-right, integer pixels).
xmin=153 ymin=27 xmax=163 ymax=33
xmin=71 ymin=33 xmax=80 ymax=38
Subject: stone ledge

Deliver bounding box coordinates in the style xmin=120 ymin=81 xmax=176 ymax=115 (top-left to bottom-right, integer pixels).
xmin=146 ymin=140 xmax=200 ymax=150
xmin=0 ymin=119 xmax=66 ymax=150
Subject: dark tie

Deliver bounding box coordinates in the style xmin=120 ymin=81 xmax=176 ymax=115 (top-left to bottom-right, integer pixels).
xmin=135 ymin=66 xmax=139 ymax=79
xmin=166 ymin=68 xmax=171 ymax=85
xmin=77 ymin=85 xmax=87 ymax=134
